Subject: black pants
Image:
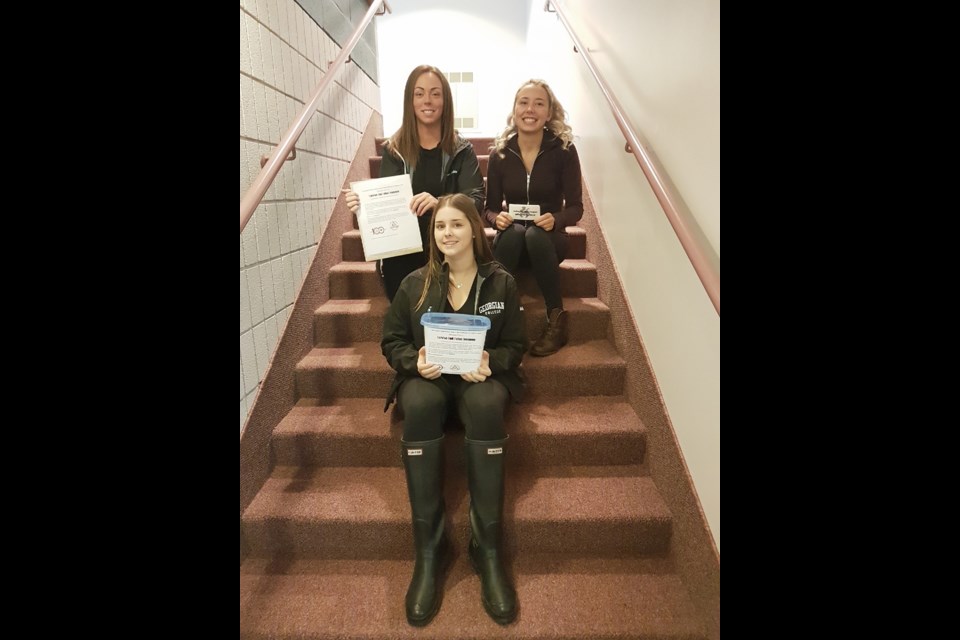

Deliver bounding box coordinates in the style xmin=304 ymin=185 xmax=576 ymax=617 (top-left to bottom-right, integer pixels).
xmin=493 ymin=223 xmax=567 ymax=312
xmin=381 ymin=214 xmax=432 ymax=301
xmin=398 ymin=376 xmax=509 ymax=442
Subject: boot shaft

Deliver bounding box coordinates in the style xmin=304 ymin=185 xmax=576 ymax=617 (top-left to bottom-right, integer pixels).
xmin=465 ymin=436 xmax=508 ymax=548
xmin=465 ymin=437 xmax=518 ymax=624
xmin=402 ymin=436 xmax=445 ymax=543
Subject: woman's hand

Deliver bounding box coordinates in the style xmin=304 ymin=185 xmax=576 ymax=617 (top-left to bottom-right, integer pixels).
xmin=410 ymin=192 xmax=439 ymax=217
xmin=461 ymin=351 xmax=492 ymax=383
xmin=417 ymin=346 xmax=442 ymax=380
xmin=495 ymin=211 xmax=512 ymax=231
xmin=534 ymin=212 xmax=556 ymax=232
xmin=341 ymin=188 xmax=360 ymax=215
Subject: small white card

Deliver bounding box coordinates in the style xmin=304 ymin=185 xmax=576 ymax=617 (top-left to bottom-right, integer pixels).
xmin=508 ymin=203 xmax=540 ymax=220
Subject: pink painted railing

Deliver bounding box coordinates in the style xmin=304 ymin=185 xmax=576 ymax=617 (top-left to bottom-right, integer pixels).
xmin=546 ymin=1 xmax=720 ymax=315
xmin=240 ymin=0 xmax=391 ymax=234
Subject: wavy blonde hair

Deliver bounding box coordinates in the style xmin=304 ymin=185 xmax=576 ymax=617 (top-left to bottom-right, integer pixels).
xmin=415 ymin=194 xmax=494 ymax=310
xmin=491 ymin=79 xmax=574 ymax=156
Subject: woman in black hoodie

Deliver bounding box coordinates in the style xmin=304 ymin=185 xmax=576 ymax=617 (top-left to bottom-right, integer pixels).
xmin=344 ymin=65 xmax=485 ymax=300
xmin=382 ymin=194 xmax=525 ymax=627
xmin=484 ymin=79 xmax=583 ymax=357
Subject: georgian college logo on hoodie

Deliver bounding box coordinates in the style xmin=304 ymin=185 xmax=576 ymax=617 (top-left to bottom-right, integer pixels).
xmin=478 ymin=301 xmax=505 ymax=316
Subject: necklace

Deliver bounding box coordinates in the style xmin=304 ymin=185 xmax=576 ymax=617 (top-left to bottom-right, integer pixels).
xmin=450 ymin=269 xmax=475 ymax=290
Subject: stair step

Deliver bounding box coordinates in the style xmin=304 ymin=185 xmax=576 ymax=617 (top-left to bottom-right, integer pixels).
xmin=519 ymin=295 xmax=607 ymax=342
xmin=328 ymin=261 xmax=382 ymax=299
xmin=273 ymin=396 xmax=645 ymax=467
xmin=328 ymin=259 xmax=596 ymax=300
xmin=294 ymin=342 xmax=392 ymax=399
xmin=314 ymin=294 xmax=608 ymax=346
xmin=242 ymin=466 xmax=672 ymax=558
xmin=340 ymin=229 xmax=366 ymax=262
xmin=341 ymin=226 xmax=587 ymax=262
xmin=520 ymin=340 xmax=625 ymax=398
xmin=240 ymin=555 xmax=706 ymax=639
xmin=295 ymin=340 xmax=625 ymax=399
xmin=313 ymin=296 xmax=391 ymax=345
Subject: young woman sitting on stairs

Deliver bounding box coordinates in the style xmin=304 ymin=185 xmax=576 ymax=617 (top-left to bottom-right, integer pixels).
xmin=344 ymin=64 xmax=485 ymax=301
xmin=484 ymin=79 xmax=583 ymax=356
xmin=382 ymin=193 xmax=526 ymax=626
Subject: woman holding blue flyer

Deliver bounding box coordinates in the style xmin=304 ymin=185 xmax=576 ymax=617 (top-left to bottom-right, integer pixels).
xmin=483 ymin=79 xmax=583 ymax=357
xmin=382 ymin=193 xmax=525 ymax=627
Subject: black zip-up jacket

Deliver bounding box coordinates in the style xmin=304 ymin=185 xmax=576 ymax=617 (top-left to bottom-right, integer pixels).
xmin=381 ymin=134 xmax=485 ymax=215
xmin=381 ymin=260 xmax=527 ymax=410
xmin=483 ymin=131 xmax=583 ymax=232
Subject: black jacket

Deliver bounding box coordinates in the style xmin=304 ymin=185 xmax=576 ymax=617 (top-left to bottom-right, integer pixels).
xmin=381 ymin=260 xmax=527 ymax=410
xmin=483 ymin=131 xmax=583 ymax=232
xmin=380 ymin=134 xmax=485 ymax=215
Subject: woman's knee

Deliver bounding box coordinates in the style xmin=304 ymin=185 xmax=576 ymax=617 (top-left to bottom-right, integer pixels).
xmin=459 ymin=382 xmax=509 ymax=440
xmin=524 ymin=226 xmax=566 ymax=262
xmin=398 ymin=379 xmax=448 ymax=426
xmin=494 ymin=226 xmax=526 ymax=266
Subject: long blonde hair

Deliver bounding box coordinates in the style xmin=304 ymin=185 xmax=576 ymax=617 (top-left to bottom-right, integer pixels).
xmin=386 ymin=65 xmax=456 ymax=172
xmin=415 ymin=194 xmax=494 ymax=310
xmin=491 ymin=79 xmax=574 ymax=156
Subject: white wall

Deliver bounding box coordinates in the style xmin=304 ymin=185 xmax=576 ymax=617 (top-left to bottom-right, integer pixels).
xmin=528 ymin=0 xmax=720 ymax=255
xmin=375 ymin=0 xmax=719 ymax=551
xmin=528 ymin=0 xmax=720 ymax=550
xmin=240 ymin=0 xmax=380 ymax=432
xmin=376 ymin=0 xmax=532 ymax=136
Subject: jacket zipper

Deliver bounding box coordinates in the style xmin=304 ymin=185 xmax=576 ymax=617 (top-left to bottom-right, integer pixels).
xmin=473 ymin=273 xmax=485 ymax=314
xmin=507 ymin=147 xmax=545 ymax=204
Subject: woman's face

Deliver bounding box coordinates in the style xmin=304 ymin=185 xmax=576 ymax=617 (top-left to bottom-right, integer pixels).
xmin=434 ymin=206 xmax=474 ymax=261
xmin=514 ymin=85 xmax=551 ymax=134
xmin=412 ymin=72 xmax=444 ymax=127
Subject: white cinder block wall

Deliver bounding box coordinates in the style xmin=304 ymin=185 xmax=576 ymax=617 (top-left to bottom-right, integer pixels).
xmin=240 ymin=0 xmax=381 ymax=431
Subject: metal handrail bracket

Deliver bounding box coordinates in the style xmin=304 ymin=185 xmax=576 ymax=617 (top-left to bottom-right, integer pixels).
xmin=240 ymin=0 xmax=392 ymax=234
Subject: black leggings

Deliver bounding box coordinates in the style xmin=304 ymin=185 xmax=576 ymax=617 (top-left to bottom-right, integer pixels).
xmin=493 ymin=223 xmax=567 ymax=312
xmin=398 ymin=375 xmax=510 ymax=441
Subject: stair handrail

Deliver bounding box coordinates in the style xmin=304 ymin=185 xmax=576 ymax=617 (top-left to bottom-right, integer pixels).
xmin=240 ymin=0 xmax=391 ymax=234
xmin=545 ymin=1 xmax=719 ymax=315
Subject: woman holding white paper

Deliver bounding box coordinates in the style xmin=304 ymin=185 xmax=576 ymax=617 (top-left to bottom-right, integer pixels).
xmin=344 ymin=65 xmax=485 ymax=301
xmin=483 ymin=80 xmax=583 ymax=357
xmin=382 ymin=194 xmax=525 ymax=627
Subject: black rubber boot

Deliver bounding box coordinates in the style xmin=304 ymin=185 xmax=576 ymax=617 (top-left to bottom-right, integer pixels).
xmin=465 ymin=436 xmax=518 ymax=625
xmin=401 ymin=436 xmax=449 ymax=626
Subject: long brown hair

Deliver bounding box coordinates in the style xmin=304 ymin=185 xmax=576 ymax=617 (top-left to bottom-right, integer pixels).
xmin=386 ymin=65 xmax=456 ymax=173
xmin=415 ymin=194 xmax=494 ymax=310
xmin=491 ymin=79 xmax=574 ymax=156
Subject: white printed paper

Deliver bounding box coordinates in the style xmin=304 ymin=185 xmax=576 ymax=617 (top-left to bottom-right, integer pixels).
xmin=423 ymin=326 xmax=487 ymax=373
xmin=350 ymin=174 xmax=423 ymax=261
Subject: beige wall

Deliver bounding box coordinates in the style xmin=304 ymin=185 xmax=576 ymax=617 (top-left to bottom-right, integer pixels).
xmin=527 ymin=0 xmax=720 ymax=550
xmin=240 ymin=0 xmax=381 ymax=431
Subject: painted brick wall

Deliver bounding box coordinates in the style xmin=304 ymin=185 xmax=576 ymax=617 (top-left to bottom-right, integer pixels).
xmin=240 ymin=0 xmax=381 ymax=431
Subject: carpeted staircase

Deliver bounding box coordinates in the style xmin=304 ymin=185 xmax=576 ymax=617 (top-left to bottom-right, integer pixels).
xmin=240 ymin=137 xmax=710 ymax=639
